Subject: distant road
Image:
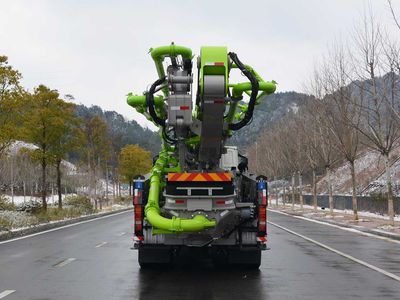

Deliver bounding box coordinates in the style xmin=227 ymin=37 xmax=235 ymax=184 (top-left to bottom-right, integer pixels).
xmin=0 ymin=210 xmax=399 ymax=299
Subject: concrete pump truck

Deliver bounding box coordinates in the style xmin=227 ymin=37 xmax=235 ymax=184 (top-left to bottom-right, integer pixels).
xmin=127 ymin=43 xmax=276 ymax=269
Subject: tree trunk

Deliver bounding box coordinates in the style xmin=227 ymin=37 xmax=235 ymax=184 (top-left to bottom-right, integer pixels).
xmin=312 ymin=168 xmax=317 ymax=212
xmin=112 ymin=180 xmax=116 ymax=203
xmin=56 ymin=159 xmax=62 ymax=209
xmin=326 ymin=166 xmax=333 ymax=216
xmin=384 ymin=153 xmax=395 ymax=225
xmin=41 ymin=156 xmax=47 ymax=210
xmin=23 ymin=181 xmax=26 ymax=204
xmin=129 ymin=181 xmax=132 ymax=196
xmin=105 ymin=164 xmax=109 ymax=203
xmin=51 ymin=184 xmax=54 ymax=204
xmin=275 ymin=177 xmax=278 ymax=207
xmin=291 ymin=173 xmax=295 ymax=210
xmin=298 ymin=171 xmax=303 ymax=211
xmin=349 ymin=160 xmax=358 ymax=221
xmin=10 ymin=156 xmax=14 ymax=205
xmin=283 ymin=186 xmax=286 ymax=208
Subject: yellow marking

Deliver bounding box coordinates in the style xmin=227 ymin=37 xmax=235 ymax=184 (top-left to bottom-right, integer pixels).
xmin=193 ymin=174 xmax=206 ymax=181
xmin=180 ymin=173 xmax=191 ymax=181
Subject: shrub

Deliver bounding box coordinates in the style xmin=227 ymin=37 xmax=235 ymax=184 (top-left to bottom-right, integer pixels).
xmin=0 ymin=195 xmax=16 ymax=211
xmin=34 ymin=207 xmax=81 ymax=222
xmin=16 ymin=200 xmax=42 ymax=213
xmin=64 ymin=195 xmax=94 ymax=213
xmin=115 ymin=196 xmax=131 ymax=205
xmin=0 ymin=211 xmax=39 ymax=230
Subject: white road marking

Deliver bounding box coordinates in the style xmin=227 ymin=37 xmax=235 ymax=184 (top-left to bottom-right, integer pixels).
xmin=269 ymin=209 xmax=400 ymax=245
xmin=0 ymin=290 xmax=15 ymax=298
xmin=53 ymin=257 xmax=76 ymax=268
xmin=95 ymin=242 xmax=108 ymax=248
xmin=0 ymin=210 xmax=132 ymax=245
xmin=268 ymin=220 xmax=400 ymax=283
xmin=117 ymin=232 xmax=126 ymax=236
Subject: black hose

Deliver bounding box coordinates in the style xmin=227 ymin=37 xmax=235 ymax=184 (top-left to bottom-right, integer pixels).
xmin=228 ymin=52 xmax=259 ymax=131
xmin=162 ymin=126 xmax=177 ymax=144
xmin=146 ymin=76 xmax=167 ymax=127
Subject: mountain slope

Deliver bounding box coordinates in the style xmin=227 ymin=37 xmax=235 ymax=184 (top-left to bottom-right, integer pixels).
xmin=75 ymin=105 xmax=160 ymax=155
xmin=228 ymin=91 xmax=312 ymax=150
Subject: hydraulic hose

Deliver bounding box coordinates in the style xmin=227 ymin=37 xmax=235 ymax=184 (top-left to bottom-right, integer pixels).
xmin=144 ymin=149 xmax=216 ymax=233
xmin=146 ymin=76 xmax=167 ymax=128
xmin=228 ymin=52 xmax=259 ymax=131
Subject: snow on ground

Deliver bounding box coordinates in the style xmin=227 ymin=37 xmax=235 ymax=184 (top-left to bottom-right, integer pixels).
xmin=8 ymin=141 xmax=38 ymax=154
xmin=271 ymin=197 xmax=400 ymax=221
xmin=4 ymin=194 xmax=77 ymax=206
xmin=316 ymin=145 xmax=400 ymax=195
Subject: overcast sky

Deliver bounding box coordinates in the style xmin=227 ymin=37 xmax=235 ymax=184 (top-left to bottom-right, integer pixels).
xmin=1 ymin=0 xmax=399 ymax=130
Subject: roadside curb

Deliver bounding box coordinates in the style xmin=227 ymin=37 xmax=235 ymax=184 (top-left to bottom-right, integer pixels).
xmin=270 ymin=209 xmax=400 ymax=242
xmin=0 ymin=207 xmax=133 ymax=242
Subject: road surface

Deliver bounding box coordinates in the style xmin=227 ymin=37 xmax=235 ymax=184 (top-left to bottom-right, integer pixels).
xmin=0 ymin=209 xmax=399 ymax=299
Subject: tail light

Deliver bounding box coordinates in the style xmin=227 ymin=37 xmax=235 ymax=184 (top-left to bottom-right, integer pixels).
xmin=134 ymin=205 xmax=143 ymax=238
xmin=258 ymin=206 xmax=267 ymax=234
xmin=133 ymin=179 xmax=144 ymax=241
xmin=257 ymin=179 xmax=268 ymax=238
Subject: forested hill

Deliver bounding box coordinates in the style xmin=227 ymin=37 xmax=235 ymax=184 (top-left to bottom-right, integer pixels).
xmin=75 ymin=92 xmax=313 ymax=156
xmin=75 ymin=105 xmax=160 ymax=155
xmin=228 ymin=91 xmax=313 ymax=150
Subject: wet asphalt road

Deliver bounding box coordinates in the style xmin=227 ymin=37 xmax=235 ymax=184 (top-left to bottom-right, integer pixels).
xmin=0 ymin=210 xmax=399 ymax=300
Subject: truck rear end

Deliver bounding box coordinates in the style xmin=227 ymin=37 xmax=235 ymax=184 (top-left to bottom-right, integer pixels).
xmin=132 ymin=148 xmax=268 ymax=269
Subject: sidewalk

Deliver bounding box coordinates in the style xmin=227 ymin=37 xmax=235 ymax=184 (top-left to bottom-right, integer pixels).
xmin=269 ymin=202 xmax=400 ymax=241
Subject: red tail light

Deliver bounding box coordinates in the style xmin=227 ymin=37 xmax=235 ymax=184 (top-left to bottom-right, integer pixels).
xmin=134 ymin=205 xmax=143 ymax=235
xmin=258 ymin=206 xmax=267 ymax=235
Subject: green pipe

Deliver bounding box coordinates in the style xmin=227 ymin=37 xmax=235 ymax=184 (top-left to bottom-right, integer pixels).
xmin=225 ymin=82 xmax=276 ymax=123
xmin=127 ymin=93 xmax=164 ymax=108
xmin=226 ymin=63 xmax=274 ymax=123
xmin=231 ymin=63 xmax=264 ymax=82
xmin=149 ymin=44 xmax=193 ymax=97
xmin=231 ymin=81 xmax=276 ymax=99
xmin=144 ymin=148 xmax=216 ymax=233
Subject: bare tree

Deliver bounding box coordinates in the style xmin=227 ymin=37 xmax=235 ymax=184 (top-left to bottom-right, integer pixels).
xmin=316 ymin=41 xmax=363 ymax=220
xmin=350 ymin=14 xmax=400 ymax=224
xmin=388 ymin=0 xmax=400 ymax=31
xmin=307 ymin=71 xmax=340 ymax=216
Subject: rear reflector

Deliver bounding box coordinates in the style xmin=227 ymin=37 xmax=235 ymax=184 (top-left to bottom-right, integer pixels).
xmin=215 ymin=199 xmax=233 ymax=205
xmin=168 ymin=172 xmax=231 ymax=182
xmin=170 ymin=106 xmax=191 ymax=111
xmin=175 ymin=199 xmax=185 ymax=204
xmin=134 ymin=206 xmax=143 ymax=233
xmin=258 ymin=206 xmax=267 ymax=234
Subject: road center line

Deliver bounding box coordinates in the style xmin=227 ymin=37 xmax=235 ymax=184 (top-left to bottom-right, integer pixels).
xmin=268 ymin=220 xmax=400 ymax=283
xmin=0 ymin=290 xmax=16 ymax=298
xmin=268 ymin=209 xmax=400 ymax=244
xmin=117 ymin=232 xmax=126 ymax=236
xmin=53 ymin=258 xmax=76 ymax=268
xmin=0 ymin=210 xmax=132 ymax=245
xmin=95 ymin=242 xmax=108 ymax=248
